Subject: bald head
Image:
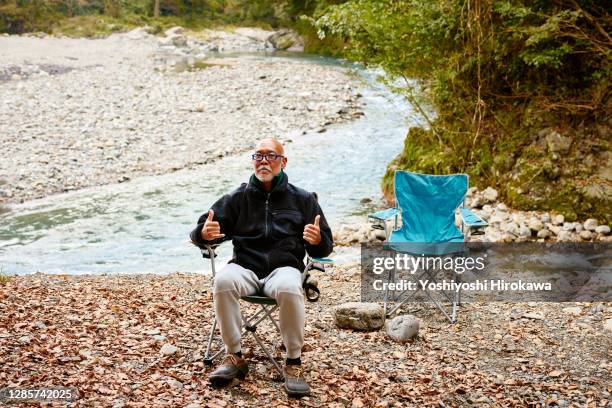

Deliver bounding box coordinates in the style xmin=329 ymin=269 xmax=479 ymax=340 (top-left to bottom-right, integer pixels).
xmin=252 ymin=137 xmax=287 ymax=188
xmin=255 ymin=138 xmax=284 ymax=156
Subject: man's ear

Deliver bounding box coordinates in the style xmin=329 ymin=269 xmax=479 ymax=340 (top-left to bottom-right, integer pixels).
xmin=281 ymin=157 xmax=287 ymax=169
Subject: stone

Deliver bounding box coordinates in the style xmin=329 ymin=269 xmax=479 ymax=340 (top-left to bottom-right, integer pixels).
xmin=482 ymin=187 xmax=499 ymax=203
xmin=537 ymin=229 xmax=552 ymax=239
xmin=553 ymin=214 xmax=565 ymax=225
xmin=604 ymin=319 xmax=612 ymax=333
xmin=169 ymin=34 xmax=187 ymax=47
xmin=584 ymin=219 xmax=598 ymax=231
xmin=562 ymin=306 xmax=582 ymax=316
xmin=575 ymin=223 xmax=584 ymax=233
xmin=579 ymin=230 xmax=593 ymax=240
xmin=523 ymin=312 xmax=544 ymax=320
xmin=269 ymin=29 xmax=301 ymax=51
xmin=334 ymin=302 xmax=385 ymax=331
xmin=164 ymin=26 xmax=184 ymax=36
xmin=519 ymin=225 xmax=531 ymax=237
xmin=153 ymin=334 xmax=166 ymax=341
xmin=496 ymin=203 xmax=508 ymax=211
xmin=545 ymin=130 xmax=572 ymax=154
xmin=562 ymin=222 xmax=575 ymax=231
xmin=557 ymin=231 xmax=574 ymax=242
xmin=528 ymin=217 xmax=544 ymax=232
xmin=595 ymin=225 xmax=610 ymax=235
xmin=160 ymin=343 xmax=178 ymax=356
xmin=541 ymin=213 xmax=551 ymax=223
xmin=385 ymin=315 xmax=419 ymax=343
xmin=504 ymin=222 xmax=519 ymax=236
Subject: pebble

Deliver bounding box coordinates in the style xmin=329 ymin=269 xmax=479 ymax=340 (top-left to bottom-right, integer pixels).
xmin=160 ymin=343 xmax=178 ymax=355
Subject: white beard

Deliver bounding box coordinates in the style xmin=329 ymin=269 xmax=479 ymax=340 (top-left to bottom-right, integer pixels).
xmin=255 ymin=172 xmax=274 ymax=182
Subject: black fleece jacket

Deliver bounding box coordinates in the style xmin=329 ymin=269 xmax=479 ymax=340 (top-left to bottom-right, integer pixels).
xmin=190 ymin=172 xmax=333 ymax=279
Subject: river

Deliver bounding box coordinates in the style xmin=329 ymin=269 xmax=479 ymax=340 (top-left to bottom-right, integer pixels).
xmin=0 ymin=53 xmax=420 ymax=275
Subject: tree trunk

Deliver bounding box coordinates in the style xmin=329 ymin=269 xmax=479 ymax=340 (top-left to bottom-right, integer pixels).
xmin=154 ymin=0 xmax=160 ymax=18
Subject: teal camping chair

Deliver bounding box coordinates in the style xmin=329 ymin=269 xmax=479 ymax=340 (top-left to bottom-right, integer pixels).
xmin=368 ymin=171 xmax=487 ymax=322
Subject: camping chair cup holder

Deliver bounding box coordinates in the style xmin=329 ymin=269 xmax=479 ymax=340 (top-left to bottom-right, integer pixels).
xmin=368 ymin=171 xmax=488 ymax=323
xmin=200 ymin=243 xmax=333 ymax=378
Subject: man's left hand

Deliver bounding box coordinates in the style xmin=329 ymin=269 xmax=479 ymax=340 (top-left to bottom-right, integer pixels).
xmin=303 ymin=215 xmax=322 ymax=245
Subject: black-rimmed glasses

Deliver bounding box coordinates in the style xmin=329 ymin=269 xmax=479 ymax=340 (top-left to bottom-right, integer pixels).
xmin=252 ymin=153 xmax=284 ymax=162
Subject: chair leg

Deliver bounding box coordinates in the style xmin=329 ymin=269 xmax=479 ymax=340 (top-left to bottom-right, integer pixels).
xmin=204 ymin=317 xmax=224 ymax=365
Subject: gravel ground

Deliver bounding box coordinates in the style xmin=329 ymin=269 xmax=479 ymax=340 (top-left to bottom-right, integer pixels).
xmin=0 ymin=265 xmax=610 ymax=407
xmin=0 ymin=31 xmax=362 ymax=205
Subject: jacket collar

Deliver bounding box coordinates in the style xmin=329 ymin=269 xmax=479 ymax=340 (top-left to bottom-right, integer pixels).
xmin=247 ymin=171 xmax=288 ymax=196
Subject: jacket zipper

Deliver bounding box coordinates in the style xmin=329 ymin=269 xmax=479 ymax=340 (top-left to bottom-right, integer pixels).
xmin=265 ymin=193 xmax=270 ymax=273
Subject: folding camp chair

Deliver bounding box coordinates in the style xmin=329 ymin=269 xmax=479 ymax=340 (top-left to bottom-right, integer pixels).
xmin=368 ymin=171 xmax=487 ymax=323
xmin=199 ymin=244 xmax=333 ymax=378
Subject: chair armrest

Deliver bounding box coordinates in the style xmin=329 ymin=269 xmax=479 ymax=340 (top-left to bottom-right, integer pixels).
xmin=368 ymin=208 xmax=400 ymax=221
xmin=310 ymin=257 xmax=333 ymax=264
xmin=460 ymin=208 xmax=488 ymax=228
xmin=200 ymin=243 xmax=223 ymax=259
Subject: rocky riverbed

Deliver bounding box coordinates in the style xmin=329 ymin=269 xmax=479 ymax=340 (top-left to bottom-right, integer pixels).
xmin=334 ymin=187 xmax=611 ymax=245
xmin=0 ymin=27 xmax=362 ymax=205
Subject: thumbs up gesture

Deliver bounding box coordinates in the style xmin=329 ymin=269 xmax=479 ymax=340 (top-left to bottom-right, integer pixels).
xmin=303 ymin=215 xmax=322 ymax=245
xmin=201 ymin=209 xmax=225 ymax=241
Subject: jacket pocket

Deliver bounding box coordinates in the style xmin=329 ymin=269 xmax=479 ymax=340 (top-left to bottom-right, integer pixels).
xmin=271 ymin=209 xmax=303 ymax=237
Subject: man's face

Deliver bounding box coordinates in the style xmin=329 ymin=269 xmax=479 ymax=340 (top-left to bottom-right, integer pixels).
xmin=253 ymin=139 xmax=287 ymax=183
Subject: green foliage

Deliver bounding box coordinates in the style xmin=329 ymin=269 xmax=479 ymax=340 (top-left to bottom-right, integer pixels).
xmin=315 ymin=0 xmax=611 ymax=220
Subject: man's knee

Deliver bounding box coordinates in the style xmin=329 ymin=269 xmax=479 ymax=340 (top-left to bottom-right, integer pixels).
xmin=268 ymin=267 xmax=303 ymax=297
xmin=213 ymin=266 xmax=243 ymax=293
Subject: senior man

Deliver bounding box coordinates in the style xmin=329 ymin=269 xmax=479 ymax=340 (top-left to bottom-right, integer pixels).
xmin=190 ymin=138 xmax=333 ymax=396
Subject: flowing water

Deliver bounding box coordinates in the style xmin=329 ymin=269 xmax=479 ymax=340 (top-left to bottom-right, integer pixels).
xmin=0 ymin=54 xmax=420 ymax=275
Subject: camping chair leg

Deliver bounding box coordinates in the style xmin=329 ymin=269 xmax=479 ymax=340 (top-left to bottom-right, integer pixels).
xmin=423 ymin=288 xmax=455 ymax=323
xmin=241 ymin=312 xmax=284 ymax=379
xmin=261 ymin=305 xmax=281 ymax=333
xmin=204 ymin=318 xmax=224 ymax=365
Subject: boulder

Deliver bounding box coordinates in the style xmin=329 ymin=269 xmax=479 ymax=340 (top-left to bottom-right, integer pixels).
xmin=579 ymin=230 xmax=593 ymax=240
xmin=584 ymin=219 xmax=598 ymax=231
xmin=552 ymin=214 xmax=565 ymax=225
xmin=537 ymin=229 xmax=552 ymax=239
xmin=528 ymin=217 xmax=544 ymax=232
xmin=334 ymin=302 xmax=385 ymax=331
xmin=269 ymin=29 xmax=302 ymax=51
xmin=595 ymin=225 xmax=610 ymax=235
xmin=482 ymin=187 xmax=499 ymax=203
xmin=385 ymin=315 xmax=419 ymax=343
xmin=164 ymin=26 xmax=184 ymax=36
xmin=545 ymin=130 xmax=572 ymax=154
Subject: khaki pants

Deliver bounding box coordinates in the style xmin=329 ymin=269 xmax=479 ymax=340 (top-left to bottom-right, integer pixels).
xmin=213 ymin=263 xmax=305 ymax=359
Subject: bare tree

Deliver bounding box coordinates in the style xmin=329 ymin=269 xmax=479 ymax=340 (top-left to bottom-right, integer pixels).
xmin=154 ymin=0 xmax=160 ymax=18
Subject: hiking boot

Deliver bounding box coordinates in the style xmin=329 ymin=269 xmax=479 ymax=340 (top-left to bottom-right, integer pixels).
xmin=283 ymin=365 xmax=310 ymax=397
xmin=208 ymin=354 xmax=248 ymax=386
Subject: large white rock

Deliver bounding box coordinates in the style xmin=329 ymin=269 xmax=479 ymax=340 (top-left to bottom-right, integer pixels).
xmin=552 ymin=214 xmax=565 ymax=225
xmin=595 ymin=225 xmax=610 ymax=235
xmin=583 ymin=219 xmax=598 ymax=231
xmin=385 ymin=315 xmax=420 ymax=343
xmin=482 ymin=187 xmax=499 ymax=203
xmin=528 ymin=217 xmax=544 ymax=232
xmin=334 ymin=302 xmax=385 ymax=331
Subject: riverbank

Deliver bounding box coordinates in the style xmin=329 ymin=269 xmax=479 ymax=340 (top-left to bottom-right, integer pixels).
xmin=0 ymin=29 xmax=362 ymax=205
xmin=1 ymin=270 xmax=610 ymax=406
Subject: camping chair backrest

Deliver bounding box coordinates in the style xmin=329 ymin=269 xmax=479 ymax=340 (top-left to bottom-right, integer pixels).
xmin=394 ymin=171 xmax=468 ymax=242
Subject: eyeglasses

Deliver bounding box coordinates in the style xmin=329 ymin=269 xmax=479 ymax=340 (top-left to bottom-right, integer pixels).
xmin=252 ymin=153 xmax=284 ymax=162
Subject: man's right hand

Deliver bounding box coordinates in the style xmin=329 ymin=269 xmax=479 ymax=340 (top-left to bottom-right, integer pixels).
xmin=201 ymin=209 xmax=225 ymax=241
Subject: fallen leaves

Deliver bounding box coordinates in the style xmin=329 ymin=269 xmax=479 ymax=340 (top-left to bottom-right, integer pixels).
xmin=0 ymin=271 xmax=609 ymax=406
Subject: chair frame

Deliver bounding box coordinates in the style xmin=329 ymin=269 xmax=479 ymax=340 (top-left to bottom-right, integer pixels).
xmin=368 ymin=171 xmax=488 ymax=323
xmin=201 ymin=244 xmax=332 ymax=378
